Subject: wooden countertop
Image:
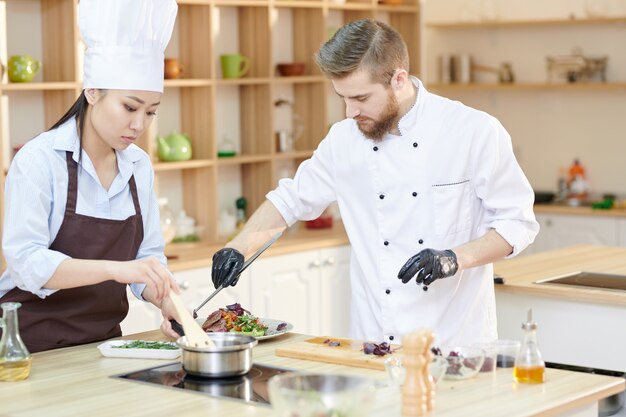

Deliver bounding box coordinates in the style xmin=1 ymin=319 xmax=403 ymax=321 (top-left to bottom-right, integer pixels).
xmin=166 ymin=222 xmax=350 ymax=272
xmin=534 ymin=203 xmax=626 ymax=218
xmin=494 ymin=245 xmax=626 ymax=306
xmin=0 ymin=331 xmax=623 ymax=417
xmin=165 ymin=206 xmax=625 ymax=272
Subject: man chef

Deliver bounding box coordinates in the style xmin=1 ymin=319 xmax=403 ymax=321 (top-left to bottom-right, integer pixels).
xmin=205 ymin=19 xmax=539 ymax=346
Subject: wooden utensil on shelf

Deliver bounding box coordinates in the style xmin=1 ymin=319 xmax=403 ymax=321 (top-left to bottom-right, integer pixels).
xmin=168 ymin=292 xmax=215 ymax=348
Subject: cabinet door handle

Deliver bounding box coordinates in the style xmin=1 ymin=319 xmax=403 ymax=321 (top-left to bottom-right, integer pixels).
xmin=308 ymin=259 xmax=321 ymax=268
xmin=178 ymin=280 xmax=190 ymax=290
xmin=545 ymin=219 xmax=553 ymax=227
xmin=323 ymin=257 xmax=335 ymax=266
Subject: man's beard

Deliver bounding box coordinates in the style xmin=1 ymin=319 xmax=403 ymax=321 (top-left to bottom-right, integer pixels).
xmin=355 ymin=90 xmax=400 ymax=142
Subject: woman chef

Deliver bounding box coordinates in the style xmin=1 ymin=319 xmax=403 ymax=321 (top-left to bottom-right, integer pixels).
xmin=0 ymin=0 xmax=180 ymax=352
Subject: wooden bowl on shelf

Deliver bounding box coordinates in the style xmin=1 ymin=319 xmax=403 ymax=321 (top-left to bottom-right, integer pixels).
xmin=277 ymin=63 xmax=306 ymax=77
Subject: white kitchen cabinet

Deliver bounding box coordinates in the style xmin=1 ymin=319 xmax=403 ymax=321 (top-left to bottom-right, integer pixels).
xmin=120 ymin=288 xmax=162 ymax=336
xmin=496 ymin=291 xmax=626 ymax=372
xmin=249 ymin=245 xmax=351 ymax=338
xmin=618 ymin=219 xmax=626 ymax=246
xmin=318 ymin=247 xmax=352 ymax=338
xmin=527 ymin=214 xmax=618 ymax=254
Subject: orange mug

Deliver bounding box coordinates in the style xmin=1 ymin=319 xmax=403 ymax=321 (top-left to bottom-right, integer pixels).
xmin=164 ymin=58 xmax=184 ymax=79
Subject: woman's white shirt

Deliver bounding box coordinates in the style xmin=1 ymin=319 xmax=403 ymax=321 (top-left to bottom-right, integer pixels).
xmin=0 ymin=118 xmax=166 ymax=300
xmin=267 ymin=78 xmax=539 ymax=346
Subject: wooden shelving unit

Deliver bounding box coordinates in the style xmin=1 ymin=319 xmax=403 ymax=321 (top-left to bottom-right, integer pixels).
xmin=428 ymin=83 xmax=626 ymax=92
xmin=0 ymin=0 xmax=420 ymax=265
xmin=427 ymin=16 xmax=626 ymax=30
xmin=425 ymin=14 xmax=626 ymax=94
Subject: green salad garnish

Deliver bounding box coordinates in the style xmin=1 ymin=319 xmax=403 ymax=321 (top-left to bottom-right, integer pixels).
xmin=230 ymin=314 xmax=268 ymax=337
xmin=113 ymin=340 xmax=178 ymax=350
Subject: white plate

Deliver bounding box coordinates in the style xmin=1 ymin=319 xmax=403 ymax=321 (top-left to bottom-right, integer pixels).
xmin=97 ymin=340 xmax=181 ymax=359
xmin=195 ymin=317 xmax=293 ymax=341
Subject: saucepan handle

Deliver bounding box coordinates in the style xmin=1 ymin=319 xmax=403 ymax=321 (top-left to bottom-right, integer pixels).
xmin=170 ymin=319 xmax=185 ymax=336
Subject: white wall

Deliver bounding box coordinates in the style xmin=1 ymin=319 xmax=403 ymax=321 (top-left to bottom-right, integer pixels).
xmin=423 ymin=0 xmax=626 ymax=195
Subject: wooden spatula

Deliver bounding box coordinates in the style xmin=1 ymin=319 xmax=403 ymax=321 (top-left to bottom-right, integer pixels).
xmin=168 ymin=292 xmax=215 ymax=348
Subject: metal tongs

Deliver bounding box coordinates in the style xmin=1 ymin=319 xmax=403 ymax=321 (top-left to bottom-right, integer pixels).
xmin=170 ymin=231 xmax=283 ymax=336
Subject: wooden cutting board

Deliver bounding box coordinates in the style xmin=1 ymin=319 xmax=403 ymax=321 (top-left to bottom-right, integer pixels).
xmin=275 ymin=336 xmax=402 ymax=371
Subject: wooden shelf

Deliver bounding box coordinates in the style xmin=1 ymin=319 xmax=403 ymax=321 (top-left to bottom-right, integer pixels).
xmin=153 ymin=160 xmax=214 ymax=171
xmin=376 ymin=4 xmax=419 ymax=13
xmin=273 ymin=150 xmax=314 ymax=160
xmin=327 ymin=2 xmax=372 ymax=11
xmin=164 ymin=79 xmax=212 ymax=88
xmin=427 ymin=16 xmax=626 ymax=30
xmin=0 ymin=81 xmax=79 ymax=91
xmin=272 ymin=75 xmax=325 ymax=84
xmin=427 ymin=83 xmax=626 ymax=92
xmin=216 ymin=154 xmax=272 ymax=165
xmin=274 ymin=1 xmax=323 ymax=8
xmin=214 ymin=0 xmax=270 ymax=7
xmin=215 ymin=77 xmax=271 ymax=86
xmin=176 ymin=0 xmax=212 ymax=4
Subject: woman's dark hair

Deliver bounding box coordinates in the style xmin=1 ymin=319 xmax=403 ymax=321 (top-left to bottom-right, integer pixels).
xmin=49 ymin=92 xmax=90 ymax=132
xmin=48 ymin=90 xmax=104 ymax=163
xmin=49 ymin=91 xmax=89 ymax=148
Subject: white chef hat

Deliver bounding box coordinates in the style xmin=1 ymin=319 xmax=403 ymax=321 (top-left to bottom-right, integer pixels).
xmin=79 ymin=0 xmax=178 ymax=93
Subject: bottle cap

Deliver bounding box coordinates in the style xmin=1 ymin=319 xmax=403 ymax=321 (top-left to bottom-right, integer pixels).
xmin=521 ymin=308 xmax=538 ymax=330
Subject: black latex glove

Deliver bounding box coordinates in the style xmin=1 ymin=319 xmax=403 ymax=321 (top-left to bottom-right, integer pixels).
xmin=397 ymin=248 xmax=459 ymax=286
xmin=211 ymin=248 xmax=245 ymax=289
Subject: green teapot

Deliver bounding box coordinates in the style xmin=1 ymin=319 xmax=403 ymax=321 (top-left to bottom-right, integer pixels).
xmin=8 ymin=55 xmax=41 ymax=83
xmin=157 ymin=131 xmax=192 ymax=162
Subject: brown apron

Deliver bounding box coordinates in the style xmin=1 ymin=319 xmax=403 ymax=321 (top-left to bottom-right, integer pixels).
xmin=1 ymin=151 xmax=144 ymax=352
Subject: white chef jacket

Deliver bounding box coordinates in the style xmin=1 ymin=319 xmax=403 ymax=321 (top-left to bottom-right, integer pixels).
xmin=0 ymin=118 xmax=167 ymax=300
xmin=267 ymin=77 xmax=539 ymax=346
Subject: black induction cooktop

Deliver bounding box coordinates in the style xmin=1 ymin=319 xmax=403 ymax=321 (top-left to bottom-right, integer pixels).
xmin=114 ymin=362 xmax=293 ymax=406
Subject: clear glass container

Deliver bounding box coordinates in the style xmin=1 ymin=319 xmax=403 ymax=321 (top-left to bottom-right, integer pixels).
xmin=0 ymin=302 xmax=32 ymax=381
xmin=513 ymin=309 xmax=545 ymax=384
xmin=158 ymin=198 xmax=176 ymax=245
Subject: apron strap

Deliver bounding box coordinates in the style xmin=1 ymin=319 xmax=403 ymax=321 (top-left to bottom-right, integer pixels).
xmin=64 ymin=151 xmax=78 ymax=215
xmin=128 ymin=175 xmax=142 ymax=216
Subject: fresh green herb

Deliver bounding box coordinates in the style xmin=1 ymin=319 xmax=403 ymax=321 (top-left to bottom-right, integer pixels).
xmin=113 ymin=340 xmax=179 ymax=350
xmin=230 ymin=314 xmax=268 ymax=337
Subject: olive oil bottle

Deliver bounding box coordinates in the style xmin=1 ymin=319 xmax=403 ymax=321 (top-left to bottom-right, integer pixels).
xmin=513 ymin=309 xmax=545 ymax=384
xmin=0 ymin=302 xmax=32 ymax=382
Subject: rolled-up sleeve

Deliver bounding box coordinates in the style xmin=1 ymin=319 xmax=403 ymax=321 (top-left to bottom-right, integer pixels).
xmin=2 ymin=150 xmax=70 ymax=298
xmin=266 ymin=134 xmax=337 ymax=226
xmin=474 ymin=118 xmax=539 ymax=258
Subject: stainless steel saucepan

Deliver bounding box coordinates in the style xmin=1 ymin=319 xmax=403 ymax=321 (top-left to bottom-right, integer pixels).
xmin=176 ymin=332 xmax=258 ymax=378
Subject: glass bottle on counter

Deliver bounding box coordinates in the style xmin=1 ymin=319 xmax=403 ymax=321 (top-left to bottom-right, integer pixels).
xmin=0 ymin=302 xmax=32 ymax=381
xmin=158 ymin=198 xmax=176 ymax=245
xmin=513 ymin=308 xmax=545 ymax=384
xmin=235 ymin=197 xmax=247 ymax=230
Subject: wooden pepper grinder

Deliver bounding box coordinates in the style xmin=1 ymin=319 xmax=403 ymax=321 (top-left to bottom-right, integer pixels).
xmin=402 ymin=329 xmax=433 ymax=416
xmin=421 ymin=330 xmax=435 ymax=412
